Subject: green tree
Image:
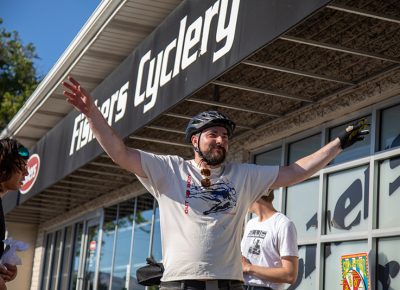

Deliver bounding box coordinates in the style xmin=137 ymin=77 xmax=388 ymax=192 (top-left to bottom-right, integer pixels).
xmin=0 ymin=18 xmax=40 ymax=130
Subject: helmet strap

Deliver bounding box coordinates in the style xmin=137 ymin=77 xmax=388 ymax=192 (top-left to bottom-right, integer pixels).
xmin=194 ymin=132 xmax=206 ymax=160
xmin=194 ymin=132 xmax=222 ymax=166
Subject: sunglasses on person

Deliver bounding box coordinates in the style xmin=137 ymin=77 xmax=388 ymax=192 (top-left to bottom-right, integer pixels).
xmin=17 ymin=146 xmax=30 ymax=159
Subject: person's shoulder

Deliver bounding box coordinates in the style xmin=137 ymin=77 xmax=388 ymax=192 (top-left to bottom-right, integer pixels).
xmin=273 ymin=212 xmax=293 ymax=226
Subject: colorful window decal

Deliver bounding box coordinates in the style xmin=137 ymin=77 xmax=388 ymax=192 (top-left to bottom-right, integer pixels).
xmin=341 ymin=253 xmax=370 ymax=290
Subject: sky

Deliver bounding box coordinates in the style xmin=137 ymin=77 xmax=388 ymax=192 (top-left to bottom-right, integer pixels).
xmin=1 ymin=0 xmax=101 ymax=77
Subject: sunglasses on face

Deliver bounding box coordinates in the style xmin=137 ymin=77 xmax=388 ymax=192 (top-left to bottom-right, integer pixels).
xmin=17 ymin=146 xmax=30 ymax=159
xmin=200 ymin=168 xmax=211 ymax=187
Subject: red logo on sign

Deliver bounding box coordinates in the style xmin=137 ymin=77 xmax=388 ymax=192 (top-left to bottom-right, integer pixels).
xmin=20 ymin=154 xmax=40 ymax=194
xmin=89 ymin=241 xmax=97 ymax=251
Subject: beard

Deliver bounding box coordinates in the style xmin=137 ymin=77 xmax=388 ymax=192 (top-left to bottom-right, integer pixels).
xmin=202 ymin=145 xmax=227 ymax=166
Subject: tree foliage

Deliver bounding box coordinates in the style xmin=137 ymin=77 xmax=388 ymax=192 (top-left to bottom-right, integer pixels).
xmin=0 ymin=18 xmax=40 ymax=130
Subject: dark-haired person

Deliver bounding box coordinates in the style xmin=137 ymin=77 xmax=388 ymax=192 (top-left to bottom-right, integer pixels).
xmin=0 ymin=138 xmax=29 ymax=288
xmin=62 ymin=76 xmax=368 ymax=290
xmin=241 ymin=191 xmax=298 ymax=290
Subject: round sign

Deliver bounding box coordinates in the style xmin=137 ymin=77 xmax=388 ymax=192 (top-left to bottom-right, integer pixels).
xmin=20 ymin=154 xmax=40 ymax=194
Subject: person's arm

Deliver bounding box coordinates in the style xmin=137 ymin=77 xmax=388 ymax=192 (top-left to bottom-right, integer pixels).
xmin=271 ymin=120 xmax=369 ymax=189
xmin=62 ymin=76 xmax=146 ymax=177
xmin=242 ymin=255 xmax=298 ymax=284
xmin=272 ymin=138 xmax=341 ymax=189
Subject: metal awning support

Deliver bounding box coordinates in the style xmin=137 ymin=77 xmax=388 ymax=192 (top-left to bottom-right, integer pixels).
xmin=129 ymin=136 xmax=192 ymax=148
xmin=242 ymin=60 xmax=355 ymax=85
xmin=280 ymin=35 xmax=400 ymax=63
xmin=145 ymin=125 xmax=185 ymax=134
xmin=187 ymin=98 xmax=281 ymax=117
xmin=327 ymin=3 xmax=400 ymax=24
xmin=163 ymin=113 xmax=254 ymax=130
xmin=68 ymin=173 xmax=128 ymax=184
xmin=212 ymin=80 xmax=313 ymax=103
xmin=77 ymin=168 xmax=133 ymax=178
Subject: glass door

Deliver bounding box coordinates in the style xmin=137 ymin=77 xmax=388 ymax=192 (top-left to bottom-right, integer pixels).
xmin=79 ymin=218 xmax=101 ymax=290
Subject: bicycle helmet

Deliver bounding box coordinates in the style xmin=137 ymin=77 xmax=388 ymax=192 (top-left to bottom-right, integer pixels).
xmin=185 ymin=110 xmax=236 ymax=143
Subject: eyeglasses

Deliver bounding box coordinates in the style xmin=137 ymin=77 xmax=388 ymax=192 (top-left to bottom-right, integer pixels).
xmin=17 ymin=146 xmax=30 ymax=159
xmin=200 ymin=168 xmax=211 ymax=187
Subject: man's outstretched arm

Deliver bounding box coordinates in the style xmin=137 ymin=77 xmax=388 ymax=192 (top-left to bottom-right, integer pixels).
xmin=272 ymin=138 xmax=341 ymax=189
xmin=272 ymin=120 xmax=369 ymax=189
xmin=62 ymin=76 xmax=146 ymax=177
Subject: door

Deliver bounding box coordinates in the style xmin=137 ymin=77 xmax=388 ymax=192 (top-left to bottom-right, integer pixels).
xmin=75 ymin=217 xmax=102 ymax=290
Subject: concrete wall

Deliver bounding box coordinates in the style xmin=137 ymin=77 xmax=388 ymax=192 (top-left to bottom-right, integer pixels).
xmin=6 ymin=222 xmax=38 ymax=290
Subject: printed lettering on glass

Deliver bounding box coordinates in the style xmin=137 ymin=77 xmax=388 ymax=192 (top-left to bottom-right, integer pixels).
xmin=287 ymin=245 xmax=317 ymax=290
xmin=286 ymin=179 xmax=319 ymax=240
xmin=377 ymin=237 xmax=400 ymax=290
xmin=326 ymin=165 xmax=369 ymax=234
xmin=378 ymin=155 xmax=400 ymax=229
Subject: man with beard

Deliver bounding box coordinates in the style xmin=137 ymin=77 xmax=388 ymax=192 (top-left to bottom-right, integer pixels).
xmin=62 ymin=76 xmax=368 ymax=290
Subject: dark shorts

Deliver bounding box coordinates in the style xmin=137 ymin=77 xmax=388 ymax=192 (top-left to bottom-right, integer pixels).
xmin=160 ymin=280 xmax=244 ymax=290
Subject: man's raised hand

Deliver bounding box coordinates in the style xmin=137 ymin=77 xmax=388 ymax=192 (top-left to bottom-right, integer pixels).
xmin=338 ymin=118 xmax=370 ymax=149
xmin=62 ymin=76 xmax=94 ymax=115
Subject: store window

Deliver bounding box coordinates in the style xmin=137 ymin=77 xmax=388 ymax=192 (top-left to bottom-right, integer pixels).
xmin=377 ymin=236 xmax=400 ymax=289
xmin=50 ymin=230 xmax=63 ymax=289
xmin=152 ymin=204 xmax=162 ymax=262
xmin=378 ymin=156 xmax=400 ymax=229
xmin=325 ymin=165 xmax=369 ymax=235
xmin=323 ymin=240 xmax=368 ymax=290
xmin=112 ymin=199 xmax=135 ymax=290
xmin=249 ymin=100 xmax=400 ymax=290
xmin=329 ymin=116 xmax=371 ymax=164
xmin=40 ymin=194 xmax=159 ymax=290
xmin=41 ymin=232 xmax=54 ymax=290
xmin=69 ymin=223 xmax=83 ymax=290
xmin=379 ymin=104 xmax=400 ymax=151
xmin=129 ymin=193 xmax=154 ymax=290
xmin=82 ymin=220 xmax=101 ymax=290
xmin=288 ymin=244 xmax=317 ymax=290
xmin=288 ymin=134 xmax=321 ymax=164
xmin=98 ymin=204 xmax=119 ymax=289
xmin=286 ymin=178 xmax=319 ymax=240
xmin=60 ymin=226 xmax=73 ymax=290
xmin=255 ymin=147 xmax=282 ymax=165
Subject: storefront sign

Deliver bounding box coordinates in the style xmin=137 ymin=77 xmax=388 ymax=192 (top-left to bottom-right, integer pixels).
xmin=14 ymin=0 xmax=332 ymax=207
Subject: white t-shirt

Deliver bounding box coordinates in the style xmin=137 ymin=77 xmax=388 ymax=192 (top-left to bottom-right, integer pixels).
xmin=241 ymin=213 xmax=298 ymax=290
xmin=136 ymin=150 xmax=279 ymax=282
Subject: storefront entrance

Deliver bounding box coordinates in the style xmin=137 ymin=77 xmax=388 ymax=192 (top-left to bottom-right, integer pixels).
xmin=77 ymin=219 xmax=101 ymax=290
xmin=40 ymin=211 xmax=103 ymax=290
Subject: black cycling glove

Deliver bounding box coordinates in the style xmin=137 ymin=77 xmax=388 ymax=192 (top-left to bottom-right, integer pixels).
xmin=338 ymin=119 xmax=370 ymax=149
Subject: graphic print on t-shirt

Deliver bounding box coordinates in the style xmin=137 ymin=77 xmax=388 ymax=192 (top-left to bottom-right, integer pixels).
xmin=247 ymin=230 xmax=267 ymax=258
xmin=187 ymin=178 xmax=237 ymax=215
